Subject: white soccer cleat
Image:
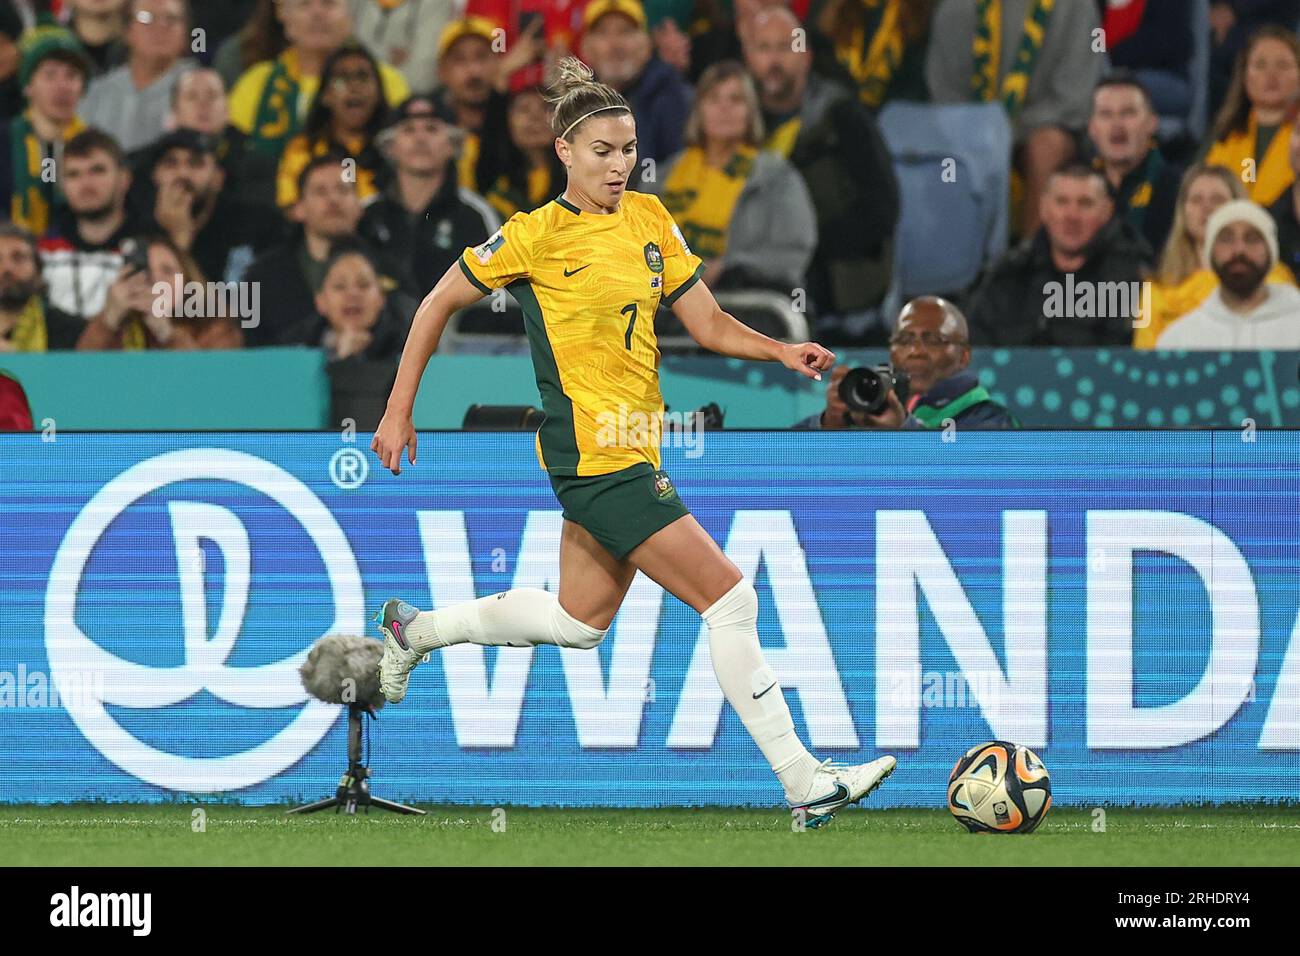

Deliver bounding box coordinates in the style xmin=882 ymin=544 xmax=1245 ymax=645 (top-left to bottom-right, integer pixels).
xmin=790 ymin=755 xmax=898 ymax=828
xmin=375 ymin=598 xmax=423 ymax=704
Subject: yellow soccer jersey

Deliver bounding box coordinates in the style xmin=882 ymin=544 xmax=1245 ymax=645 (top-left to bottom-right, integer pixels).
xmin=459 ymin=190 xmax=705 ymax=477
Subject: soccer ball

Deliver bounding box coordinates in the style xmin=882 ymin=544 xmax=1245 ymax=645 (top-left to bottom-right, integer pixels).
xmin=947 ymin=740 xmax=1051 ymax=834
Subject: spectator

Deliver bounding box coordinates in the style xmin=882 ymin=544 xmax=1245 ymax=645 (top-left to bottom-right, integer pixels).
xmin=1157 ymin=198 xmax=1300 ymax=348
xmin=190 ymin=0 xmax=258 ymax=63
xmin=168 ymin=64 xmax=227 ymax=135
xmin=212 ymin=0 xmax=286 ymax=91
xmin=1270 ymin=124 xmax=1300 ymax=275
xmin=291 ymin=239 xmax=409 ymax=359
xmin=1087 ymin=73 xmax=1183 ymax=253
xmin=162 ymin=65 xmax=274 ymax=205
xmin=968 ymin=163 xmax=1152 ymax=346
xmin=649 ymin=59 xmax=815 ymax=293
xmin=688 ymin=0 xmax=784 ymax=84
xmin=277 ymin=43 xmax=388 ymax=207
xmin=77 ymin=233 xmax=244 ymax=349
xmin=0 ymin=222 xmax=83 ymax=351
xmin=39 ymin=128 xmax=138 ymax=322
xmin=1139 ymin=163 xmax=1294 ymax=348
xmin=744 ymin=6 xmax=898 ymax=337
xmin=360 ymin=95 xmax=499 ymax=298
xmin=0 ymin=2 xmax=28 ymax=117
xmin=0 ymin=368 xmax=33 ymax=429
xmin=2 ymin=23 xmax=93 ymax=238
xmin=140 ymin=128 xmax=284 ymax=284
xmin=228 ymin=0 xmax=409 ymax=160
xmin=807 ymin=0 xmax=933 ymax=110
xmin=243 ymin=152 xmax=396 ymax=345
xmin=434 ymin=16 xmax=498 ymax=136
xmin=795 ymin=296 xmax=1016 ymax=429
xmin=481 ymin=85 xmax=566 ymax=220
xmin=1205 ymin=25 xmax=1300 ymax=208
xmin=1210 ymin=1 xmax=1300 ymax=116
xmin=79 ymin=0 xmax=196 ymax=153
xmin=432 ymin=16 xmax=528 ymax=194
xmin=927 ymin=0 xmax=1103 ymax=237
xmin=1101 ymin=0 xmax=1194 ymax=128
xmin=350 ymin=0 xmax=456 ymax=96
xmin=580 ymin=0 xmax=691 ymax=183
xmin=66 ymin=0 xmax=128 ymax=78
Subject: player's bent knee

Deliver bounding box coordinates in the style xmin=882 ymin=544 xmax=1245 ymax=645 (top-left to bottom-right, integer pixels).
xmin=550 ymin=600 xmax=609 ymax=649
xmin=702 ymin=577 xmax=757 ymax=629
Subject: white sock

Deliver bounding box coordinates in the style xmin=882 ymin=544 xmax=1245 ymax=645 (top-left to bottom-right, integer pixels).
xmin=703 ymin=578 xmax=821 ymax=801
xmin=403 ymin=588 xmax=606 ymax=653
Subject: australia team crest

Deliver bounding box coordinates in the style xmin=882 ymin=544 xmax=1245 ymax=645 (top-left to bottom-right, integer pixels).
xmin=643 ymin=242 xmax=664 ymax=274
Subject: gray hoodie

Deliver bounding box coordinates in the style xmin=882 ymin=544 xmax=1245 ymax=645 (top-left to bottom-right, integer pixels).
xmin=650 ymin=149 xmax=817 ymax=291
xmin=1156 ymin=283 xmax=1300 ymax=350
xmin=926 ymin=0 xmax=1102 ymax=140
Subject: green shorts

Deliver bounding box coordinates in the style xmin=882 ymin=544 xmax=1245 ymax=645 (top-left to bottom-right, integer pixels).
xmin=549 ymin=462 xmax=690 ymax=560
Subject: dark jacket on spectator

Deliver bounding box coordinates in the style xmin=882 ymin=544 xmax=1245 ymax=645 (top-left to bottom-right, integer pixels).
xmin=242 ymin=231 xmax=411 ymax=347
xmin=770 ymin=72 xmax=899 ymax=317
xmin=967 ymin=217 xmax=1152 ymax=346
xmin=359 ymin=166 xmax=500 ymax=298
xmin=623 ymin=56 xmax=692 ymax=186
xmin=1269 ymin=187 xmax=1300 ymax=277
xmin=1105 ymin=0 xmax=1194 ymax=74
xmin=232 ymin=236 xmax=317 ymax=346
xmin=1210 ymin=0 xmax=1300 ymax=113
xmin=1100 ymin=146 xmax=1183 ymax=254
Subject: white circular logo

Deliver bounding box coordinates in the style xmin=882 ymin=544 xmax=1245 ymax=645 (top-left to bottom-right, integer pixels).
xmin=329 ymin=447 xmax=369 ymax=490
xmin=44 ymin=449 xmax=364 ymax=792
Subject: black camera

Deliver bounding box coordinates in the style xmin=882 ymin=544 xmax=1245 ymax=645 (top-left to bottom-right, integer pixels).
xmin=839 ymin=364 xmax=911 ymax=416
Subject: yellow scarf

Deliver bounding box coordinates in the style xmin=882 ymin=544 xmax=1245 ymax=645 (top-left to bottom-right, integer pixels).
xmin=838 ymin=0 xmax=905 ymax=109
xmin=3 ymin=297 xmax=48 ymax=352
xmin=973 ymin=0 xmax=1055 ymax=118
xmin=660 ymin=146 xmax=756 ymax=260
xmin=9 ymin=112 xmax=86 ymax=236
xmin=764 ymin=117 xmax=801 ymax=159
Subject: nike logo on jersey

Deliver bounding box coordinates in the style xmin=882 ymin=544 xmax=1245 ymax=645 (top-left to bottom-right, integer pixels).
xmin=753 ymin=682 xmax=777 ymax=699
xmin=563 ymin=264 xmax=590 ymax=276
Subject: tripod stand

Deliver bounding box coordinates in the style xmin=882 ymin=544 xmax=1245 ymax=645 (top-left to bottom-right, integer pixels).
xmin=287 ymin=704 xmax=425 ymax=816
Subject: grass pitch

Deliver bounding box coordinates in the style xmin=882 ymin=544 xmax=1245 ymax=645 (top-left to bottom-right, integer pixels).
xmin=3 ymin=804 xmax=1298 ymax=866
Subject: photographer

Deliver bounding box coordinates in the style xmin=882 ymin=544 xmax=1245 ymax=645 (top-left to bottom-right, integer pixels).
xmin=795 ymin=296 xmax=1016 ymax=430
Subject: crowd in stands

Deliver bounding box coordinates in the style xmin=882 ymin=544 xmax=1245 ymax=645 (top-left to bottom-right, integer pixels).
xmin=1 ymin=0 xmax=1300 ymax=366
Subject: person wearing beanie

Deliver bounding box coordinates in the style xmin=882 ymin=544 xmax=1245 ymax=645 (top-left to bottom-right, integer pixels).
xmin=0 ymin=21 xmax=92 ymax=236
xmin=1157 ymin=198 xmax=1300 ymax=349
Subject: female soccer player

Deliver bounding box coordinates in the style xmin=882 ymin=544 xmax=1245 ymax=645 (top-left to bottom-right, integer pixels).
xmin=370 ymin=57 xmax=896 ymax=825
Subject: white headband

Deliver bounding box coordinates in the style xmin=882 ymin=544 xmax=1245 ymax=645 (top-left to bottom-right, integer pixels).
xmin=561 ymin=105 xmax=625 ymax=139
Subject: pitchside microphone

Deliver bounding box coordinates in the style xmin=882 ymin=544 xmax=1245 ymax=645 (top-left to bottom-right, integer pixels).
xmin=288 ymin=635 xmax=424 ymax=816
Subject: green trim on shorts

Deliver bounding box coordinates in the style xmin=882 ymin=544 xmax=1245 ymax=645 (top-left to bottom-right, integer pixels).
xmin=549 ymin=462 xmax=690 ymax=560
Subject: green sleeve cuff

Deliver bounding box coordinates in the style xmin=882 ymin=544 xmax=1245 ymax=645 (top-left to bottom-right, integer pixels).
xmin=459 ymin=254 xmax=492 ymax=295
xmin=663 ymin=262 xmax=705 ymax=306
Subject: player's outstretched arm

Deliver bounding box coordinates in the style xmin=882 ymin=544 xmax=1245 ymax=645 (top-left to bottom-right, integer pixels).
xmin=669 ymin=279 xmax=835 ymax=381
xmin=372 ymin=263 xmax=485 ymax=475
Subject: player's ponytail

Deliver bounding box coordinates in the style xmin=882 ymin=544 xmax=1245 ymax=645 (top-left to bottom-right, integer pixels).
xmin=546 ymin=56 xmax=630 ymax=141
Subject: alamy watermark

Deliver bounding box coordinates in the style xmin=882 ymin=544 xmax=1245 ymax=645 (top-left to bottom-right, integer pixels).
xmin=152 ymin=275 xmax=261 ymax=329
xmin=1043 ymin=277 xmax=1153 ymax=328
xmin=595 ymin=404 xmax=706 ymax=458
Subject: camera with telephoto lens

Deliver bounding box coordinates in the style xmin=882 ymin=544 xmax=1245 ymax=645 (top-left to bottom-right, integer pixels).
xmin=839 ymin=364 xmax=911 ymax=416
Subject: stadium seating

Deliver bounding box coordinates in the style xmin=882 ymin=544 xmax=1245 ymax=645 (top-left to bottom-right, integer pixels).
xmin=877 ymin=102 xmax=1012 ymax=322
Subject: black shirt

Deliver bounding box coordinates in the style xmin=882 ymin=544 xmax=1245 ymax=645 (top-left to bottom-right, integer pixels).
xmin=359 ymin=167 xmax=499 ymax=298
